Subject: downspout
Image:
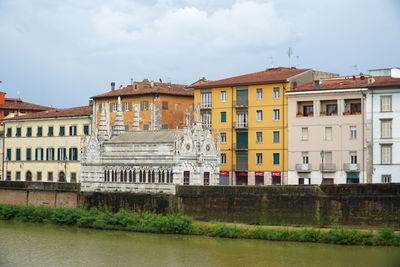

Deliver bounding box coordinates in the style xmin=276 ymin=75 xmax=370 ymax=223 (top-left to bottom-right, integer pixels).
xmin=371 ymin=88 xmax=374 ymax=183
xmin=362 ymin=92 xmax=366 ymax=184
xmin=282 ymin=82 xmax=286 ymax=184
xmin=2 ymin=121 xmax=5 ymax=180
xmin=231 ymin=86 xmax=234 ymax=185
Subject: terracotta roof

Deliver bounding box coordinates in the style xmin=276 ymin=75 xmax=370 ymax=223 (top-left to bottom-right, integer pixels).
xmin=289 ymin=76 xmax=400 ymax=92
xmin=0 ymin=98 xmax=53 ymax=111
xmin=92 ymin=81 xmax=193 ymax=99
xmin=3 ymin=106 xmax=92 ymax=121
xmin=190 ymin=67 xmax=311 ymax=88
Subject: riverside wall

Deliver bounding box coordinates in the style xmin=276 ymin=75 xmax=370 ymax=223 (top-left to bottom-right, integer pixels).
xmin=0 ymin=181 xmax=399 ymax=228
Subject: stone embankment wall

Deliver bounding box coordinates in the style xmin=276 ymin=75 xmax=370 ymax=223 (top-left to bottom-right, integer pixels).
xmin=0 ymin=181 xmax=79 ymax=207
xmin=0 ymin=181 xmax=399 ymax=227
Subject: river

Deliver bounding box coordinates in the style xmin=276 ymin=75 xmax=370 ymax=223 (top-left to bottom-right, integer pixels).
xmin=0 ymin=221 xmax=399 ymax=267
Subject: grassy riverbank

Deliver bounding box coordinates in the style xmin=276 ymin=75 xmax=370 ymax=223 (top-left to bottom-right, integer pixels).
xmin=0 ymin=204 xmax=399 ymax=246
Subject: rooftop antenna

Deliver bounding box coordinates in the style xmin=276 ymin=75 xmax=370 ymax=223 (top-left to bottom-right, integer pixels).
xmin=269 ymin=56 xmax=274 ymax=68
xmin=288 ymin=48 xmax=293 ymax=67
xmin=17 ymin=90 xmax=21 ymax=99
xmin=352 ymin=64 xmax=358 ymax=73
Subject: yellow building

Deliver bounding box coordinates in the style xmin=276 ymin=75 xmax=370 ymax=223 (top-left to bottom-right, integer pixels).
xmin=92 ymin=80 xmax=194 ymax=131
xmin=191 ymin=67 xmax=338 ymax=185
xmin=2 ymin=106 xmax=92 ymax=182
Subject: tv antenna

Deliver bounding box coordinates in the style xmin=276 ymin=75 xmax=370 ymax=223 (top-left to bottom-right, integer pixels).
xmin=269 ymin=56 xmax=274 ymax=68
xmin=352 ymin=64 xmax=358 ymax=72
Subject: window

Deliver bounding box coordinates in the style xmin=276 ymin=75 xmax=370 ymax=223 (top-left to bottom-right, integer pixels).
xmin=381 ymin=144 xmax=392 ymax=164
xmin=58 ymin=148 xmax=66 ymax=161
xmin=256 ymin=110 xmax=263 ymax=121
xmin=381 ymin=175 xmax=391 ymax=183
xmin=302 ymin=127 xmax=309 ymax=141
xmin=350 ymin=103 xmax=361 ymax=114
xmin=112 ymin=103 xmax=118 ymax=112
xmin=71 ymin=172 xmax=77 ymax=183
xmin=302 ymin=152 xmax=309 ymax=164
xmin=48 ymin=172 xmax=53 ymax=182
xmin=6 ymin=149 xmax=11 ymax=161
xmin=47 ymin=148 xmax=55 ymax=160
xmin=27 ymin=127 xmax=32 ymax=137
xmin=380 ymin=96 xmax=392 ymax=112
xmin=273 ymin=87 xmax=280 ymax=99
xmin=35 ymin=148 xmax=44 ymax=161
xmin=48 ymin=126 xmax=54 ymax=136
xmin=381 ymin=119 xmax=392 ymax=138
xmin=124 ymin=102 xmax=130 ymax=111
xmin=326 ymin=104 xmax=337 ymax=116
xmin=183 ymin=171 xmax=190 ymax=185
xmin=6 ymin=171 xmax=11 ymax=180
xmin=140 ymin=101 xmax=149 ymax=110
xmin=350 ymin=126 xmax=357 ymax=140
xmin=273 ymin=109 xmax=280 ymax=121
xmin=220 ymin=133 xmax=227 ymax=144
xmin=220 ymin=112 xmax=227 ymax=123
xmin=84 ymin=125 xmax=90 ymax=135
xmin=350 ymin=151 xmax=357 ymax=164
xmin=220 ymin=91 xmax=227 ymax=102
xmin=6 ymin=128 xmax=12 ymax=137
xmin=273 ymin=153 xmax=280 ymax=165
xmin=162 ymin=101 xmax=168 ymax=110
xmin=303 ymin=105 xmax=314 ymax=116
xmin=69 ymin=148 xmax=78 ymax=161
xmin=161 ymin=124 xmax=168 ymax=129
xmin=221 ymin=153 xmax=226 ymax=164
xmin=256 ymin=132 xmax=263 ymax=143
xmin=203 ymin=172 xmax=210 ymax=186
xmin=325 ymin=127 xmax=333 ymax=141
xmin=143 ymin=124 xmax=149 ymax=130
xmin=59 ymin=126 xmax=65 ymax=136
xmin=69 ymin=125 xmax=77 ymax=136
xmin=16 ymin=148 xmax=21 ymax=161
xmin=256 ymin=88 xmax=263 ymax=100
xmin=201 ymin=92 xmax=212 ymax=108
xmin=256 ymin=153 xmax=263 ymax=164
xmin=26 ymin=171 xmax=32 ymax=181
xmin=16 ymin=171 xmax=21 ymax=181
xmin=236 ymin=89 xmax=248 ymax=106
xmin=273 ymin=131 xmax=280 ymax=143
xmin=201 ymin=111 xmax=212 ymax=128
xmin=299 ymin=178 xmax=311 ymax=185
xmin=37 ymin=127 xmax=43 ymax=137
xmin=26 ymin=148 xmax=32 ymax=161
xmin=37 ymin=171 xmax=42 ymax=181
xmin=16 ymin=127 xmax=22 ymax=137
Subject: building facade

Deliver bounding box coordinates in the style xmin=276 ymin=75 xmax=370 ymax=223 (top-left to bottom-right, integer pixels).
xmin=287 ymin=78 xmax=367 ymax=184
xmin=81 ymin=101 xmax=220 ymax=194
xmin=365 ymin=68 xmax=400 ymax=183
xmin=191 ymin=67 xmax=338 ymax=185
xmin=2 ymin=106 xmax=92 ymax=182
xmin=92 ymin=80 xmax=194 ymax=132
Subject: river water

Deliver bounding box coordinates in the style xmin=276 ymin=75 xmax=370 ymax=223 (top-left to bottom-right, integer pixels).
xmin=0 ymin=221 xmax=399 ymax=267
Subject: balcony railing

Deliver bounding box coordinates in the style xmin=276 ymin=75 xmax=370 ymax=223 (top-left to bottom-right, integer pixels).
xmin=233 ymin=142 xmax=248 ymax=151
xmin=296 ymin=164 xmax=311 ymax=172
xmin=320 ymin=163 xmax=336 ymax=172
xmin=343 ymin=163 xmax=360 ymax=171
xmin=200 ymin=102 xmax=212 ymax=109
xmin=235 ymin=121 xmax=248 ymax=128
xmin=202 ymin=123 xmax=211 ymax=129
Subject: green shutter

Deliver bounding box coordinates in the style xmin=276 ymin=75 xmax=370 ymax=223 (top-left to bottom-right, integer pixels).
xmin=236 ymin=89 xmax=248 ymax=106
xmin=59 ymin=126 xmax=65 ymax=136
xmin=26 ymin=148 xmax=31 ymax=161
xmin=221 ymin=112 xmax=227 ymax=123
xmin=27 ymin=127 xmax=32 ymax=137
xmin=37 ymin=127 xmax=42 ymax=136
xmin=84 ymin=125 xmax=89 ymax=135
xmin=16 ymin=128 xmax=21 ymax=137
xmin=347 ymin=172 xmax=359 ymax=179
xmin=6 ymin=149 xmax=12 ymax=160
xmin=236 ymin=132 xmax=248 ymax=149
xmin=273 ymin=153 xmax=280 ymax=164
xmin=7 ymin=128 xmax=12 ymax=137
xmin=16 ymin=149 xmax=21 ymax=161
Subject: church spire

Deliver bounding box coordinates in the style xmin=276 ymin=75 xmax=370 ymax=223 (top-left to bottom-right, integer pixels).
xmin=98 ymin=103 xmax=110 ymax=142
xmin=112 ymin=96 xmax=126 ymax=137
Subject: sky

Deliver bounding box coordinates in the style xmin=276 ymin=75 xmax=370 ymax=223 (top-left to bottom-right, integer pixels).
xmin=0 ymin=0 xmax=399 ymax=108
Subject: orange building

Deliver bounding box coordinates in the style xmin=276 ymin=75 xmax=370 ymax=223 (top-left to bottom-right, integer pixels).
xmin=91 ymin=80 xmax=194 ymax=131
xmin=0 ymin=92 xmax=53 ymax=120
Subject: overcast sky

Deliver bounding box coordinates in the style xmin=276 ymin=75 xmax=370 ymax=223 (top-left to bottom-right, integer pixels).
xmin=0 ymin=0 xmax=399 ymax=108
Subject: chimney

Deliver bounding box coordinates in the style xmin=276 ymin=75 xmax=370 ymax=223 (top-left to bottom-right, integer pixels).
xmin=111 ymin=82 xmax=115 ymax=91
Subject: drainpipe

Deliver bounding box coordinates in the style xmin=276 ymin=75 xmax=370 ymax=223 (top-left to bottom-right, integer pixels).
xmin=231 ymin=86 xmax=234 ymax=186
xmin=2 ymin=122 xmax=6 ymax=180
xmin=362 ymin=92 xmax=366 ymax=184
xmin=371 ymin=88 xmax=374 ymax=183
xmin=282 ymin=82 xmax=286 ymax=185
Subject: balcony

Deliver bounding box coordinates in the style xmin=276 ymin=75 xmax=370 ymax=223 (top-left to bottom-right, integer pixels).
xmin=200 ymin=102 xmax=212 ymax=109
xmin=296 ymin=164 xmax=311 ymax=172
xmin=343 ymin=163 xmax=360 ymax=171
xmin=233 ymin=100 xmax=248 ymax=108
xmin=235 ymin=121 xmax=248 ymax=129
xmin=233 ymin=142 xmax=248 ymax=151
xmin=319 ymin=163 xmax=336 ymax=172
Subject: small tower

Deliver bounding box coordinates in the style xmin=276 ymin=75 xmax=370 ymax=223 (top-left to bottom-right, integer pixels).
xmin=112 ymin=97 xmax=126 ymax=137
xmin=98 ymin=103 xmax=110 ymax=142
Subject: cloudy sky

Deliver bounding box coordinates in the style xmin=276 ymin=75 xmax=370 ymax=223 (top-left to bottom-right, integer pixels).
xmin=0 ymin=0 xmax=399 ymax=108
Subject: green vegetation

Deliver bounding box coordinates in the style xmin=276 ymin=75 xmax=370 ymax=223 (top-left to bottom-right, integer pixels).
xmin=0 ymin=204 xmax=399 ymax=246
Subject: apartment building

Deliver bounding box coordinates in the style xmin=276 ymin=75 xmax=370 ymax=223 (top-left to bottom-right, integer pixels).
xmin=366 ymin=68 xmax=400 ymax=183
xmin=2 ymin=106 xmax=92 ymax=182
xmin=191 ymin=67 xmax=338 ymax=185
xmin=91 ymin=80 xmax=193 ymax=134
xmin=287 ymin=77 xmax=367 ymax=184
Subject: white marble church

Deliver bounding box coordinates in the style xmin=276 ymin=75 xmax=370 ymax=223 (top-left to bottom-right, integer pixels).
xmin=80 ymin=98 xmax=220 ymax=194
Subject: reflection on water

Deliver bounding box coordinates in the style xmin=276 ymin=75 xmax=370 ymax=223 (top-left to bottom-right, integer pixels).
xmin=0 ymin=221 xmax=399 ymax=267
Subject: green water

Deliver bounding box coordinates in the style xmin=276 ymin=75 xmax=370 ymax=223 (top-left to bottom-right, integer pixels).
xmin=0 ymin=221 xmax=399 ymax=267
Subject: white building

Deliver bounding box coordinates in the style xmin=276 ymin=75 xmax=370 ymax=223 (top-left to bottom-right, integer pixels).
xmin=80 ymin=98 xmax=220 ymax=194
xmin=366 ymin=68 xmax=400 ymax=183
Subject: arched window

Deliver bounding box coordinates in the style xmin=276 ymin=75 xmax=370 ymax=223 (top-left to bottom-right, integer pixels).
xmin=104 ymin=170 xmax=107 ymax=182
xmin=151 ymin=170 xmax=155 ymax=183
xmin=120 ymin=170 xmax=124 ymax=182
xmin=129 ymin=170 xmax=132 ymax=183
xmin=170 ymin=171 xmax=173 ymax=183
xmin=158 ymin=170 xmax=161 ymax=183
xmin=58 ymin=171 xmax=66 ymax=182
xmin=133 ymin=170 xmax=136 ymax=183
xmin=139 ymin=170 xmax=143 ymax=183
xmin=143 ymin=170 xmax=147 ymax=183
xmin=26 ymin=171 xmax=32 ymax=181
xmin=161 ymin=171 xmax=165 ymax=183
